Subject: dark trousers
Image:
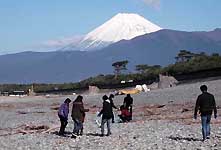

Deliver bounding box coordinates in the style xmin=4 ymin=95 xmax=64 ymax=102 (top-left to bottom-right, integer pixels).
xmin=58 ymin=115 xmax=68 ymax=135
xmin=101 ymin=119 xmax=111 ymax=135
xmin=112 ymin=113 xmax=115 ymax=123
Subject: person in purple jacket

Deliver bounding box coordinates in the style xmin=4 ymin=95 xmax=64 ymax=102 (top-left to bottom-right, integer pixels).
xmin=58 ymin=98 xmax=71 ymax=136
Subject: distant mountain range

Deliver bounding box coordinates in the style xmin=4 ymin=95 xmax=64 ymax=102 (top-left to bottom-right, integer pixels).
xmin=0 ymin=28 xmax=221 ymax=84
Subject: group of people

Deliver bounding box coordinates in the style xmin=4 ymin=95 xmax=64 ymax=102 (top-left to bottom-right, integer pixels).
xmin=58 ymin=95 xmax=89 ymax=138
xmin=97 ymin=94 xmax=133 ymax=136
xmin=58 ymin=84 xmax=217 ymax=141
xmin=57 ymin=93 xmax=133 ymax=138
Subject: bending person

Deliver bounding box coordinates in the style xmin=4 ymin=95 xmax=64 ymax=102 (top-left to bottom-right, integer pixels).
xmin=123 ymin=94 xmax=133 ymax=121
xmin=118 ymin=103 xmax=131 ymax=122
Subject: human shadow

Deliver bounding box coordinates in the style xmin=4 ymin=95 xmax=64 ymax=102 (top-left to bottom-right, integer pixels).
xmin=50 ymin=131 xmax=73 ymax=137
xmin=51 ymin=131 xmax=73 ymax=135
xmin=167 ymin=136 xmax=202 ymax=142
xmin=86 ymin=133 xmax=103 ymax=137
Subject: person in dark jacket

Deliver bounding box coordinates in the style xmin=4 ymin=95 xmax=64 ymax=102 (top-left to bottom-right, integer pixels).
xmin=109 ymin=94 xmax=118 ymax=123
xmin=194 ymin=85 xmax=217 ymax=141
xmin=98 ymin=95 xmax=113 ymax=136
xmin=71 ymin=95 xmax=89 ymax=138
xmin=123 ymin=94 xmax=133 ymax=121
xmin=58 ymin=98 xmax=71 ymax=136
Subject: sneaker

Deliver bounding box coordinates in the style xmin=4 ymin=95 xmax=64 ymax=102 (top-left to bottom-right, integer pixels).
xmin=206 ymin=136 xmax=210 ymax=139
xmin=100 ymin=134 xmax=104 ymax=137
xmin=58 ymin=133 xmax=66 ymax=137
xmin=58 ymin=132 xmax=66 ymax=136
xmin=106 ymin=132 xmax=112 ymax=136
xmin=71 ymin=133 xmax=77 ymax=139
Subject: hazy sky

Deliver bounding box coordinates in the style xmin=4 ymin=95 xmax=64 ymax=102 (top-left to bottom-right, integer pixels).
xmin=0 ymin=0 xmax=221 ymax=54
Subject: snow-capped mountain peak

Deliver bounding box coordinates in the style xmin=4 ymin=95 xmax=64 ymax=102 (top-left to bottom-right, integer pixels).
xmin=62 ymin=13 xmax=162 ymax=51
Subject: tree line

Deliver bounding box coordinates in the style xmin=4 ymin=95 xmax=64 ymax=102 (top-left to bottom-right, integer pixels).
xmin=0 ymin=50 xmax=221 ymax=94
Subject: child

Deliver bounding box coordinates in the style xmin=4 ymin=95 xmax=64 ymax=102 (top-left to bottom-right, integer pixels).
xmin=98 ymin=95 xmax=112 ymax=136
xmin=58 ymin=98 xmax=71 ymax=136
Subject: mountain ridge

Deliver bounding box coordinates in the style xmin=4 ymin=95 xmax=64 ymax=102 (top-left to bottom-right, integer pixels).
xmin=0 ymin=28 xmax=220 ymax=84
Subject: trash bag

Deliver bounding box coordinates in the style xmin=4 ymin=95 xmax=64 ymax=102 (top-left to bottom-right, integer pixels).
xmin=95 ymin=111 xmax=102 ymax=128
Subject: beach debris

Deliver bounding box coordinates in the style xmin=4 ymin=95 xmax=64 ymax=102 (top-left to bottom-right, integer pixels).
xmin=50 ymin=102 xmax=60 ymax=110
xmin=119 ymin=89 xmax=140 ymax=95
xmin=135 ymin=84 xmax=150 ymax=92
xmin=157 ymin=104 xmax=166 ymax=108
xmin=0 ymin=103 xmax=15 ymax=109
xmin=0 ymin=124 xmax=59 ymax=136
xmin=51 ymin=106 xmax=59 ymax=110
xmin=135 ymin=85 xmax=143 ymax=91
xmin=142 ymin=84 xmax=150 ymax=92
xmin=17 ymin=111 xmax=46 ymax=115
xmin=17 ymin=111 xmax=28 ymax=114
xmin=45 ymin=94 xmax=50 ymax=98
xmin=181 ymin=108 xmax=189 ymax=113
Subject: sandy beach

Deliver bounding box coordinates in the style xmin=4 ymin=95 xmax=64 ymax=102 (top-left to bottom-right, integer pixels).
xmin=0 ymin=79 xmax=221 ymax=150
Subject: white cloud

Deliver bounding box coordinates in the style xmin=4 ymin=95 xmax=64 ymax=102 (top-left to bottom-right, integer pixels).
xmin=0 ymin=35 xmax=84 ymax=55
xmin=43 ymin=35 xmax=84 ymax=48
xmin=31 ymin=35 xmax=84 ymax=52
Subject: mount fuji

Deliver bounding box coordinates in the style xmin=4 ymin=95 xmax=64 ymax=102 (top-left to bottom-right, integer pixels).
xmin=0 ymin=12 xmax=221 ymax=83
xmin=61 ymin=13 xmax=162 ymax=51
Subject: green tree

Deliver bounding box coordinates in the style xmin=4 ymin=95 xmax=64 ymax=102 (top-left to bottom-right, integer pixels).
xmin=112 ymin=60 xmax=129 ymax=78
xmin=136 ymin=64 xmax=161 ymax=74
xmin=211 ymin=53 xmax=220 ymax=57
xmin=135 ymin=64 xmax=151 ymax=73
xmin=175 ymin=50 xmax=195 ymax=62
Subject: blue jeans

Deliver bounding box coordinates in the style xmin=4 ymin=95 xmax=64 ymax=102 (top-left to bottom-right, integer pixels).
xmin=101 ymin=119 xmax=111 ymax=135
xmin=73 ymin=119 xmax=83 ymax=135
xmin=201 ymin=115 xmax=211 ymax=140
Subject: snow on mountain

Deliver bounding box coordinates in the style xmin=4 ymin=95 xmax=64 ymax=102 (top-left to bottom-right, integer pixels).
xmin=62 ymin=13 xmax=162 ymax=51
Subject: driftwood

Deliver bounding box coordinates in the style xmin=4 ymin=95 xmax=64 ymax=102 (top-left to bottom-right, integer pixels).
xmin=42 ymin=126 xmax=60 ymax=134
xmin=0 ymin=124 xmax=59 ymax=136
